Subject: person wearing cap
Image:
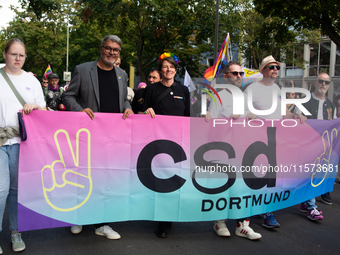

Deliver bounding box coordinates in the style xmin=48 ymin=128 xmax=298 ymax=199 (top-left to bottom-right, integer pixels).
xmin=299 ymin=73 xmax=336 ymax=216
xmin=45 ymin=73 xmax=64 ymax=111
xmin=243 ymin=55 xmax=306 ymax=228
xmin=208 ymin=61 xmax=261 ymax=240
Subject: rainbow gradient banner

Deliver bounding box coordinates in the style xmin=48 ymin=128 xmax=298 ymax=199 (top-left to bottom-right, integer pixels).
xmin=18 ymin=111 xmax=339 ymax=231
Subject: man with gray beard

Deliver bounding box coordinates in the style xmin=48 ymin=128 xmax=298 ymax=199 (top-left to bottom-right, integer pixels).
xmin=299 ymin=73 xmax=336 ymax=220
xmin=63 ymin=35 xmax=132 ymax=120
xmin=63 ymin=35 xmax=133 ymax=239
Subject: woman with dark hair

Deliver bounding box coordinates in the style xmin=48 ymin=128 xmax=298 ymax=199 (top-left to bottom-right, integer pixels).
xmin=142 ymin=53 xmax=190 ymax=238
xmin=143 ymin=53 xmax=190 ymax=118
xmin=1 ymin=38 xmax=46 ymax=252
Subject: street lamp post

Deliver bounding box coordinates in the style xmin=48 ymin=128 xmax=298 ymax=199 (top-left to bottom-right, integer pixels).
xmin=214 ymin=0 xmax=219 ymax=61
xmin=66 ymin=16 xmax=69 ymax=72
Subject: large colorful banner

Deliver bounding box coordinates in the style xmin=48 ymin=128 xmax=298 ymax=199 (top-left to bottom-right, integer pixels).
xmin=18 ymin=111 xmax=339 ymax=231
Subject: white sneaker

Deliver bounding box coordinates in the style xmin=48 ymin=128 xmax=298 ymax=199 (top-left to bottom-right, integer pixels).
xmin=213 ymin=220 xmax=230 ymax=237
xmin=95 ymin=225 xmax=121 ymax=239
xmin=71 ymin=225 xmax=83 ymax=234
xmin=235 ymin=220 xmax=262 ymax=240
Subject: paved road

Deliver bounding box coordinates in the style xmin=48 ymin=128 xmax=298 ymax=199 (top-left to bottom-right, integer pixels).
xmin=1 ymin=183 xmax=339 ymax=255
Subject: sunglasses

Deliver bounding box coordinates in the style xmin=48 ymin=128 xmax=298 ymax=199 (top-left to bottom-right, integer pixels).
xmin=266 ymin=65 xmax=280 ymax=70
xmin=42 ymin=81 xmax=49 ymax=84
xmin=227 ymin=71 xmax=245 ymax=77
xmin=318 ymin=79 xmax=330 ymax=85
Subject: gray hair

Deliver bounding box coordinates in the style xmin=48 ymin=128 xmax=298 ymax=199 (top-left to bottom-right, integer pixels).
xmin=100 ymin=35 xmax=122 ymax=49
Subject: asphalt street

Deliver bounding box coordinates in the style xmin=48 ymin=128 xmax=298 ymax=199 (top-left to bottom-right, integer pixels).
xmin=0 ymin=183 xmax=339 ymax=255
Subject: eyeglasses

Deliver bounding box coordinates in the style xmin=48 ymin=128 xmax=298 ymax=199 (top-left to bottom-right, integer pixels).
xmin=102 ymin=46 xmax=121 ymax=54
xmin=266 ymin=65 xmax=280 ymax=70
xmin=318 ymin=79 xmax=330 ymax=85
xmin=227 ymin=71 xmax=244 ymax=77
xmin=7 ymin=53 xmax=27 ymax=60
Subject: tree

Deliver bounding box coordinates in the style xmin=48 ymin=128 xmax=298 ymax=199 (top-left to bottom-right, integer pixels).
xmin=0 ymin=0 xmax=116 ymax=80
xmin=77 ymin=0 xmax=217 ymax=80
xmin=254 ymin=0 xmax=340 ymax=48
xmin=0 ymin=1 xmax=73 ymax=78
xmin=218 ymin=0 xmax=320 ymax=69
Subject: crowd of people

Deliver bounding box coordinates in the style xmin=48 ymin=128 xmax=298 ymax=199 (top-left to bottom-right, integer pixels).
xmin=0 ymin=35 xmax=339 ymax=253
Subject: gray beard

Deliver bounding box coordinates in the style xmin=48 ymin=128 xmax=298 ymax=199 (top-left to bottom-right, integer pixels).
xmin=102 ymin=56 xmax=117 ymax=66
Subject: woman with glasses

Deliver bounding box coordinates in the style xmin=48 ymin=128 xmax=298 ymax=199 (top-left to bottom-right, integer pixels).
xmin=0 ymin=38 xmax=46 ymax=253
xmin=143 ymin=53 xmax=190 ymax=238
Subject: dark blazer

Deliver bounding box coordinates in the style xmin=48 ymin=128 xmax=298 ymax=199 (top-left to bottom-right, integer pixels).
xmin=63 ymin=60 xmax=131 ymax=113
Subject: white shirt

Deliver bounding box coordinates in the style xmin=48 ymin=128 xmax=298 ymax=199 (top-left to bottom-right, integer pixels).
xmin=311 ymin=92 xmax=337 ymax=120
xmin=209 ymin=89 xmax=234 ymax=118
xmin=244 ymin=82 xmax=282 ymax=119
xmin=0 ymin=70 xmax=46 ymax=145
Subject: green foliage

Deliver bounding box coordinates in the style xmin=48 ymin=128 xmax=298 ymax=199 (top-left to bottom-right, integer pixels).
xmin=0 ymin=1 xmax=116 ymax=81
xmin=19 ymin=0 xmax=61 ymax=19
xmin=254 ymin=0 xmax=340 ymax=48
xmin=1 ymin=1 xmax=71 ymax=79
xmin=2 ymin=0 xmax=325 ymax=81
xmin=79 ymin=0 xmax=216 ymax=80
xmin=218 ymin=0 xmax=316 ymax=69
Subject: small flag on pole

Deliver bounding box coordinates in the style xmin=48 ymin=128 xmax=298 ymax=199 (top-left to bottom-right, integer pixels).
xmin=43 ymin=65 xmax=52 ymax=78
xmin=184 ymin=69 xmax=196 ymax=92
xmin=201 ymin=33 xmax=231 ymax=106
xmin=203 ymin=33 xmax=230 ymax=84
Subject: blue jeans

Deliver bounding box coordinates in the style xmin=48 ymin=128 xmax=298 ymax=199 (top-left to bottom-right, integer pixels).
xmin=0 ymin=144 xmax=20 ymax=232
xmin=301 ymin=198 xmax=317 ymax=210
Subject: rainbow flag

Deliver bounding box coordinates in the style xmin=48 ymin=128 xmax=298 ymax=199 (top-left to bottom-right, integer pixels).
xmin=201 ymin=34 xmax=230 ymax=106
xmin=43 ymin=64 xmax=52 ymax=78
xmin=203 ymin=33 xmax=230 ymax=83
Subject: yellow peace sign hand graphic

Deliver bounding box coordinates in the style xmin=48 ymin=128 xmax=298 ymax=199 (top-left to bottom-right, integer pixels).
xmin=41 ymin=129 xmax=93 ymax=211
xmin=311 ymin=128 xmax=338 ymax=187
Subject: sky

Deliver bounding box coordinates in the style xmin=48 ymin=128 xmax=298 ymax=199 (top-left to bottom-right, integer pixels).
xmin=0 ymin=0 xmax=22 ymax=29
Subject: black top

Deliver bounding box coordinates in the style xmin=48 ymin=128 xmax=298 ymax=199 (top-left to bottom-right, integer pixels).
xmin=45 ymin=87 xmax=63 ymax=111
xmin=97 ymin=66 xmax=120 ymax=113
xmin=142 ymin=81 xmax=190 ymax=117
xmin=131 ymin=88 xmax=146 ymax=113
xmin=303 ymin=96 xmax=335 ymax=120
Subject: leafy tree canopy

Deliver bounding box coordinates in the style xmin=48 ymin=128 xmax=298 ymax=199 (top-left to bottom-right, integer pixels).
xmin=254 ymin=0 xmax=340 ymax=48
xmin=76 ymin=0 xmax=217 ymax=80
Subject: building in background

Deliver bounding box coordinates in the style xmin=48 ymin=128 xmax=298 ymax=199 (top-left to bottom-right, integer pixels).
xmin=279 ymin=39 xmax=340 ymax=103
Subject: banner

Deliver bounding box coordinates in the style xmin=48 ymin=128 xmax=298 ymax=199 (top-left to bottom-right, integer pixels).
xmin=18 ymin=111 xmax=339 ymax=231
